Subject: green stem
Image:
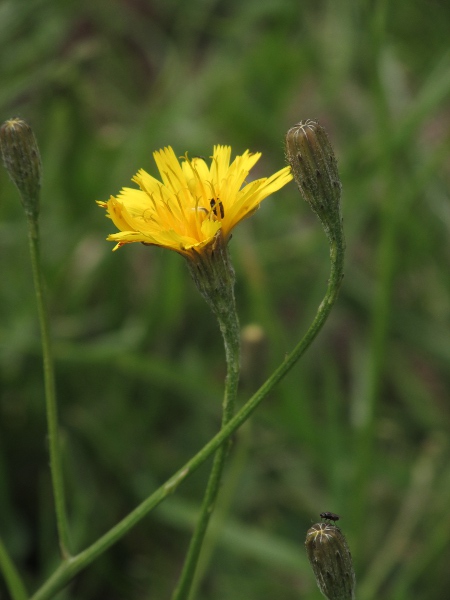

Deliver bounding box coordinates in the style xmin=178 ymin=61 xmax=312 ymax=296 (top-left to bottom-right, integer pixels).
xmin=172 ymin=296 xmax=240 ymax=600
xmin=0 ymin=536 xmax=28 ymax=600
xmin=27 ymin=219 xmax=71 ymax=559
xmin=189 ymin=420 xmax=253 ymax=599
xmin=31 ymin=230 xmax=344 ymax=600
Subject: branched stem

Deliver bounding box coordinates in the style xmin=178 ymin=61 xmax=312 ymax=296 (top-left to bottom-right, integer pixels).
xmin=27 ymin=219 xmax=71 ymax=559
xmin=171 ymin=291 xmax=241 ymax=600
xmin=30 ymin=226 xmax=344 ymax=600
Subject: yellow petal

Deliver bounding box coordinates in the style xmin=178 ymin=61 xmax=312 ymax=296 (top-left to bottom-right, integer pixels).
xmin=98 ymin=145 xmax=292 ymax=257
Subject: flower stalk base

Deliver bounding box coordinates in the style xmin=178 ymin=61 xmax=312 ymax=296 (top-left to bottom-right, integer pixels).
xmin=174 ymin=233 xmax=241 ymax=600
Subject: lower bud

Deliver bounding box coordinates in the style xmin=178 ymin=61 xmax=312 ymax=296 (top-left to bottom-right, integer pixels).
xmin=305 ymin=523 xmax=356 ymax=600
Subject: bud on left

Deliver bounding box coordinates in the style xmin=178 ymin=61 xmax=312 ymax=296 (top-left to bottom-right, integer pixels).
xmin=1 ymin=117 xmax=42 ymax=219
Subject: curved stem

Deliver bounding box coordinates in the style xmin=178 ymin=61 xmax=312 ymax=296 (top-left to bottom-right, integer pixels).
xmin=31 ymin=231 xmax=344 ymax=600
xmin=27 ymin=219 xmax=71 ymax=559
xmin=0 ymin=536 xmax=28 ymax=600
xmin=171 ymin=300 xmax=240 ymax=600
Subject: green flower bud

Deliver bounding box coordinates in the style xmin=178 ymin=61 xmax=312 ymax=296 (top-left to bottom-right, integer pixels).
xmin=1 ymin=117 xmax=42 ymax=219
xmin=305 ymin=523 xmax=356 ymax=600
xmin=285 ymin=119 xmax=342 ymax=241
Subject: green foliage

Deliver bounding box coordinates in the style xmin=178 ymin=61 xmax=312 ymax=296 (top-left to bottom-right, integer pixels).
xmin=1 ymin=0 xmax=450 ymax=598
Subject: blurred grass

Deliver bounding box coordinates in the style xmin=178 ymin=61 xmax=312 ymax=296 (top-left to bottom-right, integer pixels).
xmin=1 ymin=0 xmax=450 ymax=598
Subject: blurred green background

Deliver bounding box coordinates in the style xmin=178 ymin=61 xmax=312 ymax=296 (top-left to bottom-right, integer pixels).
xmin=1 ymin=0 xmax=450 ymax=598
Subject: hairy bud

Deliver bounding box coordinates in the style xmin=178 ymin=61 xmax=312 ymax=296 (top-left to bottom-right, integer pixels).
xmin=305 ymin=523 xmax=356 ymax=600
xmin=1 ymin=117 xmax=42 ymax=219
xmin=285 ymin=119 xmax=342 ymax=241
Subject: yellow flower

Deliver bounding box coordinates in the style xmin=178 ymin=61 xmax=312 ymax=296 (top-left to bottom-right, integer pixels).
xmin=97 ymin=145 xmax=292 ymax=256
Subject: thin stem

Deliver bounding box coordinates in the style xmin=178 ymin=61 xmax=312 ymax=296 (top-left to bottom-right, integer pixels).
xmin=27 ymin=219 xmax=71 ymax=559
xmin=189 ymin=420 xmax=253 ymax=599
xmin=30 ymin=230 xmax=344 ymax=600
xmin=0 ymin=536 xmax=28 ymax=600
xmin=171 ymin=300 xmax=240 ymax=600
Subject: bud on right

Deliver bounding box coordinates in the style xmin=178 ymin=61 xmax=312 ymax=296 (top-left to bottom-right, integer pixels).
xmin=285 ymin=120 xmax=342 ymax=241
xmin=305 ymin=523 xmax=356 ymax=600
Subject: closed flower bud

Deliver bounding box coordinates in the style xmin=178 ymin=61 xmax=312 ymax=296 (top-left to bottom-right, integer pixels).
xmin=1 ymin=117 xmax=42 ymax=219
xmin=305 ymin=523 xmax=356 ymax=600
xmin=285 ymin=120 xmax=342 ymax=241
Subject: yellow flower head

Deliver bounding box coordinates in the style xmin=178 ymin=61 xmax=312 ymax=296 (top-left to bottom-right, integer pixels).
xmin=97 ymin=145 xmax=292 ymax=256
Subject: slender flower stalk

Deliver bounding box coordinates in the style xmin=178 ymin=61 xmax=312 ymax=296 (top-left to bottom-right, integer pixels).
xmin=172 ymin=242 xmax=240 ymax=600
xmin=1 ymin=118 xmax=71 ymax=559
xmin=27 ymin=219 xmax=72 ymax=559
xmin=98 ymin=145 xmax=291 ymax=600
xmin=186 ymin=326 xmax=262 ymax=599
